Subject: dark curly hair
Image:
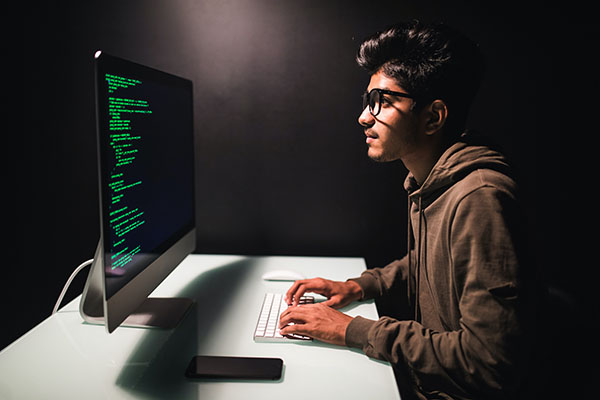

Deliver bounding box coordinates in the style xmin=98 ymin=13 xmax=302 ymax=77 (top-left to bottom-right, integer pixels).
xmin=357 ymin=21 xmax=485 ymax=138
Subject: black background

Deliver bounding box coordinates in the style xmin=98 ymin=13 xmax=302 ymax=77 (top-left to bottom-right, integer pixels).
xmin=7 ymin=0 xmax=584 ymax=396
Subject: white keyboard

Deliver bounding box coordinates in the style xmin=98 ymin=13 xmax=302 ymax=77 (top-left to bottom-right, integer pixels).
xmin=253 ymin=293 xmax=314 ymax=342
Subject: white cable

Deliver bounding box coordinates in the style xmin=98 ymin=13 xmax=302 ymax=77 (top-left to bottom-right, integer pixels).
xmin=52 ymin=259 xmax=94 ymax=315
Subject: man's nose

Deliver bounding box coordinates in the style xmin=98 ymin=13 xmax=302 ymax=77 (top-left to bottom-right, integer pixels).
xmin=358 ymin=106 xmax=375 ymax=127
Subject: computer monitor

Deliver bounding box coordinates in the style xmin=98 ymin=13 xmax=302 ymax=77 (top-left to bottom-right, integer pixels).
xmin=80 ymin=51 xmax=196 ymax=333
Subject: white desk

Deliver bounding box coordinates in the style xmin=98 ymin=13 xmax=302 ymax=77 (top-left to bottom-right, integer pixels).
xmin=0 ymin=255 xmax=401 ymax=400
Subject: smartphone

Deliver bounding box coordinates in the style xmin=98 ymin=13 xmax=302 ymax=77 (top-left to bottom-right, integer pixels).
xmin=185 ymin=355 xmax=283 ymax=380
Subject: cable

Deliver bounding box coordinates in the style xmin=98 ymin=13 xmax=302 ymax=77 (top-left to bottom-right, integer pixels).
xmin=52 ymin=259 xmax=94 ymax=315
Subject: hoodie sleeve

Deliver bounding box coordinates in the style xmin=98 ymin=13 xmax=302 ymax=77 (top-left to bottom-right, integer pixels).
xmin=348 ymin=255 xmax=414 ymax=301
xmin=345 ymin=185 xmax=528 ymax=399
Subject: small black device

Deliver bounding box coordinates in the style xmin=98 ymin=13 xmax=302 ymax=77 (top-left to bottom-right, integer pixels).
xmin=185 ymin=355 xmax=283 ymax=380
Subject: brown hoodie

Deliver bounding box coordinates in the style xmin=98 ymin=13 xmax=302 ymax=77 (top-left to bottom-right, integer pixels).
xmin=345 ymin=135 xmax=531 ymax=399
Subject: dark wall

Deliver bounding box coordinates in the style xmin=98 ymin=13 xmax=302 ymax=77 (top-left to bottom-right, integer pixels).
xmin=8 ymin=0 xmax=567 ymax=377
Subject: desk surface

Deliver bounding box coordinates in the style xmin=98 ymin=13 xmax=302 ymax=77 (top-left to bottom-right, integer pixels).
xmin=0 ymin=255 xmax=400 ymax=400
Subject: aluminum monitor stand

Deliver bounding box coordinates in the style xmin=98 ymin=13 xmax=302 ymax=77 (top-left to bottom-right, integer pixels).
xmin=79 ymin=239 xmax=193 ymax=332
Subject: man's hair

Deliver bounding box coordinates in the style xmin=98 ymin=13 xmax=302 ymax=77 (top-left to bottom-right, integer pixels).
xmin=356 ymin=21 xmax=485 ymax=139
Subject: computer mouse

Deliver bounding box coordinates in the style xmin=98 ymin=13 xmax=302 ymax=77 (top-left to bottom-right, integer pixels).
xmin=261 ymin=270 xmax=305 ymax=281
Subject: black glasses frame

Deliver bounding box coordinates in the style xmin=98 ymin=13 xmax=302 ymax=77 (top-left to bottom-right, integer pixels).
xmin=362 ymin=88 xmax=415 ymax=117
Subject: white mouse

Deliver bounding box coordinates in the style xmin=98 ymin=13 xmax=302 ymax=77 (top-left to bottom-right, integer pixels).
xmin=262 ymin=270 xmax=305 ymax=281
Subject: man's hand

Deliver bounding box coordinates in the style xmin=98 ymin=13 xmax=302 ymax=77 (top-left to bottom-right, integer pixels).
xmin=285 ymin=278 xmax=363 ymax=308
xmin=279 ymin=303 xmax=353 ymax=346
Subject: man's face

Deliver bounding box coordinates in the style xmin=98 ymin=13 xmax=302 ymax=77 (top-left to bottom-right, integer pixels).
xmin=358 ymin=71 xmax=421 ymax=162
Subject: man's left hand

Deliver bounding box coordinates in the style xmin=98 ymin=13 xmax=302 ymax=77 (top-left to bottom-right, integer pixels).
xmin=279 ymin=303 xmax=353 ymax=346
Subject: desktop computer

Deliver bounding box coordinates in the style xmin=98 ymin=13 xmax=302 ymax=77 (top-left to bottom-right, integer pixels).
xmin=79 ymin=51 xmax=196 ymax=333
xmin=77 ymin=51 xmax=310 ymax=342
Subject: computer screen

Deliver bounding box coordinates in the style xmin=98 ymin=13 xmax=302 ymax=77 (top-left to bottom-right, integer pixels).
xmin=80 ymin=51 xmax=196 ymax=333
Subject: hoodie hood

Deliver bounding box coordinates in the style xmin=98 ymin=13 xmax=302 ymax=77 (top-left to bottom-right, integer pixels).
xmin=404 ymin=132 xmax=512 ymax=208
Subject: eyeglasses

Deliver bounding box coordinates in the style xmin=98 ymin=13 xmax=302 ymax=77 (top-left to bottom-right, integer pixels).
xmin=362 ymin=88 xmax=415 ymax=117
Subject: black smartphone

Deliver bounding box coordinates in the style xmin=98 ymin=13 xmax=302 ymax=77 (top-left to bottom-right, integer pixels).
xmin=185 ymin=355 xmax=283 ymax=380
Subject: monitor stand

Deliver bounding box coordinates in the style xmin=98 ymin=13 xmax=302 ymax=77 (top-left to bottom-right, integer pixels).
xmin=79 ymin=240 xmax=193 ymax=331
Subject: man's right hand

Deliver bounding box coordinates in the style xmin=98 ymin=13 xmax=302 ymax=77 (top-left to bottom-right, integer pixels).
xmin=285 ymin=278 xmax=363 ymax=308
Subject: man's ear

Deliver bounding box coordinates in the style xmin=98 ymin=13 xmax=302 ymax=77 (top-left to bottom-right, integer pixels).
xmin=423 ymin=99 xmax=448 ymax=136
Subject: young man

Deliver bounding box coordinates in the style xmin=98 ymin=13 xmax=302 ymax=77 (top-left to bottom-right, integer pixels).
xmin=280 ymin=21 xmax=532 ymax=399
